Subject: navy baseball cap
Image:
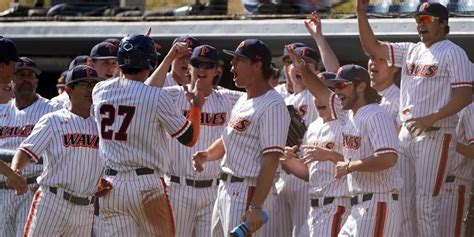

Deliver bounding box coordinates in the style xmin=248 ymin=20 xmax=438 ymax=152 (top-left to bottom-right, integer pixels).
xmin=56 ymin=71 xmax=67 ymax=88
xmin=66 ymin=65 xmax=100 ymax=86
xmin=90 ymin=42 xmax=118 ymax=60
xmin=333 ymin=64 xmax=371 ymax=84
xmin=173 ymin=36 xmax=201 ymax=50
xmin=295 ymin=46 xmax=320 ymax=65
xmin=414 ymin=2 xmax=449 ymax=21
xmin=282 ymin=42 xmax=306 ymax=61
xmin=319 ymin=71 xmax=337 ymax=88
xmin=0 ymin=37 xmax=21 ymax=62
xmin=191 ymin=45 xmax=219 ymax=63
xmin=16 ymin=57 xmax=41 ymax=75
xmin=69 ymin=55 xmax=91 ymax=70
xmin=103 ymin=38 xmax=121 ymax=48
xmin=223 ymin=39 xmax=272 ymax=66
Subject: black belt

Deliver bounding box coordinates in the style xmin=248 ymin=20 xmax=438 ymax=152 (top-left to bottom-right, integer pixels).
xmin=170 ymin=175 xmax=219 ymax=188
xmin=220 ymin=173 xmax=245 ymax=183
xmin=311 ymin=197 xmax=335 ymax=207
xmin=350 ymin=193 xmax=398 ymax=206
xmin=104 ymin=168 xmax=154 ymax=176
xmin=49 ymin=187 xmax=95 ymax=206
xmin=0 ymin=176 xmax=38 ymax=189
xmin=445 ymin=175 xmax=455 ymax=183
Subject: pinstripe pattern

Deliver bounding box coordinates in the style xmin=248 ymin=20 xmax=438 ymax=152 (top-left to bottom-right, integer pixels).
xmin=307 ymin=199 xmax=350 ymax=237
xmin=285 ymin=89 xmax=319 ymax=125
xmin=328 ymin=92 xmax=348 ymax=123
xmin=163 ymin=85 xmax=243 ymax=237
xmin=274 ymin=84 xmax=292 ymax=100
xmin=221 ymin=90 xmax=290 ymax=177
xmin=19 ymin=109 xmax=102 ymax=196
xmin=398 ymin=126 xmax=458 ymax=237
xmin=23 ymin=187 xmax=94 ymax=237
xmin=92 ymin=76 xmax=190 ymax=173
xmin=50 ymin=92 xmax=70 ymax=109
xmin=164 ymin=72 xmax=179 ymax=88
xmin=0 ymin=95 xmax=59 ymax=237
xmin=378 ymin=84 xmax=400 ymax=128
xmin=343 ymin=104 xmax=401 ymax=195
xmin=448 ymin=103 xmax=474 ymax=181
xmin=388 ymin=40 xmax=473 ymax=128
xmin=339 ymin=195 xmax=401 ymax=237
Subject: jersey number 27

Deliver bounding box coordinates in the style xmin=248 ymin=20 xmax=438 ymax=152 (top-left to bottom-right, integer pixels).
xmin=100 ymin=104 xmax=136 ymax=141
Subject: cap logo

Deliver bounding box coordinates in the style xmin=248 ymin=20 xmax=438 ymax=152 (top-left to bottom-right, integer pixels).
xmin=85 ymin=67 xmax=95 ymax=78
xmin=301 ymin=47 xmax=310 ymax=57
xmin=237 ymin=41 xmax=246 ymax=50
xmin=420 ymin=2 xmax=430 ymax=11
xmin=122 ymin=42 xmax=133 ymax=51
xmin=185 ymin=39 xmax=193 ymax=47
xmin=107 ymin=44 xmax=117 ymax=55
xmin=337 ymin=67 xmax=344 ymax=76
xmin=200 ymin=46 xmax=209 ymax=56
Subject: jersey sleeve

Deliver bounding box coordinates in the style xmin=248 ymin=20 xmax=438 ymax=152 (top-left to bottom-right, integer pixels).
xmin=328 ymin=92 xmax=347 ymax=123
xmin=18 ymin=114 xmax=53 ymax=162
xmin=259 ymin=102 xmax=291 ymax=155
xmin=446 ymin=47 xmax=474 ymax=88
xmin=461 ymin=104 xmax=474 ymax=145
xmin=386 ymin=42 xmax=413 ymax=68
xmin=367 ymin=111 xmax=399 ymax=156
xmin=156 ymin=90 xmax=190 ymax=138
xmin=162 ymin=85 xmax=182 ymax=103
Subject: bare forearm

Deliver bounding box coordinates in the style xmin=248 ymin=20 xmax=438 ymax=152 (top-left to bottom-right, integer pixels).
xmin=206 ymin=138 xmax=226 ymax=161
xmin=11 ymin=150 xmax=33 ymax=172
xmin=144 ymin=56 xmax=173 ymax=87
xmin=456 ymin=143 xmax=474 ymax=159
xmin=312 ymin=34 xmax=340 ymax=72
xmin=250 ymin=153 xmax=281 ymax=207
xmin=0 ymin=162 xmax=16 ymax=177
xmin=356 ymin=10 xmax=387 ymax=59
xmin=431 ymin=87 xmax=472 ymax=123
xmin=348 ymin=153 xmax=397 ymax=172
xmin=300 ymin=63 xmax=331 ymax=103
xmin=281 ymin=158 xmax=309 ymax=181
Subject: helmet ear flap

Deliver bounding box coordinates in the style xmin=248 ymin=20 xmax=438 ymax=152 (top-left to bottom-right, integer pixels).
xmin=118 ymin=34 xmax=158 ymax=70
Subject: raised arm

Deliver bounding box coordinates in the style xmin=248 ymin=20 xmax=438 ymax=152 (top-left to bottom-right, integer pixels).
xmin=356 ymin=0 xmax=390 ymax=60
xmin=305 ymin=11 xmax=340 ymax=72
xmin=145 ymin=42 xmax=190 ymax=88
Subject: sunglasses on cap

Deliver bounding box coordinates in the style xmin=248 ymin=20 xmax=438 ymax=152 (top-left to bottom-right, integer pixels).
xmin=190 ymin=60 xmax=217 ymax=69
xmin=415 ymin=15 xmax=439 ymax=24
xmin=334 ymin=81 xmax=353 ymax=90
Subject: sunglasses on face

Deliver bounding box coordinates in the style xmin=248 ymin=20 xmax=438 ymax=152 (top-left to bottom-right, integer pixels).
xmin=74 ymin=81 xmax=97 ymax=88
xmin=333 ymin=81 xmax=353 ymax=90
xmin=415 ymin=15 xmax=439 ymax=24
xmin=190 ymin=61 xmax=217 ymax=69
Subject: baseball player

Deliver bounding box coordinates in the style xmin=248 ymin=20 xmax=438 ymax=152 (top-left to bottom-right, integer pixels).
xmin=0 ymin=57 xmax=60 ymax=237
xmin=0 ymin=161 xmax=27 ymax=195
xmin=10 ymin=65 xmax=102 ymax=236
xmin=163 ymin=36 xmax=201 ymax=87
xmin=357 ymin=1 xmax=473 ymax=236
xmin=439 ymin=100 xmax=474 ymax=237
xmin=331 ymin=64 xmax=402 ymax=236
xmin=274 ymin=13 xmax=342 ymax=236
xmin=274 ymin=43 xmax=303 ymax=100
xmin=92 ymin=34 xmax=204 ymax=236
xmin=90 ymin=42 xmax=119 ymax=80
xmin=0 ymin=37 xmax=20 ymax=103
xmin=193 ymin=39 xmax=290 ymax=237
xmin=149 ymin=43 xmax=243 ymax=237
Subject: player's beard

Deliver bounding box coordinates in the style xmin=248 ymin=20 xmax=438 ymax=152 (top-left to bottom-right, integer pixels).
xmin=342 ymin=88 xmax=358 ymax=110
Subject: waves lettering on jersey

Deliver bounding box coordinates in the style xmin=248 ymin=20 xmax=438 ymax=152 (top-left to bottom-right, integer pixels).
xmin=63 ymin=133 xmax=99 ymax=149
xmin=308 ymin=140 xmax=335 ymax=150
xmin=182 ymin=110 xmax=227 ymax=126
xmin=0 ymin=125 xmax=35 ymax=138
xmin=342 ymin=133 xmax=361 ymax=150
xmin=228 ymin=117 xmax=251 ymax=132
xmin=297 ymin=105 xmax=308 ymax=118
xmin=405 ymin=63 xmax=438 ymax=77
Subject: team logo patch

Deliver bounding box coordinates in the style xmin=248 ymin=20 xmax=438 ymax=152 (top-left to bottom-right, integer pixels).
xmin=228 ymin=117 xmax=251 ymax=132
xmin=419 ymin=2 xmax=430 ymax=11
xmin=122 ymin=42 xmax=133 ymax=51
xmin=405 ymin=63 xmax=438 ymax=77
xmin=236 ymin=41 xmax=246 ymax=50
xmin=342 ymin=133 xmax=362 ymax=150
xmin=107 ymin=44 xmax=117 ymax=55
xmin=200 ymin=46 xmax=210 ymax=56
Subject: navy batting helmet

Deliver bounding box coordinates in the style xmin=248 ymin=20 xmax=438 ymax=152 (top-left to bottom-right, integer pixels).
xmin=118 ymin=34 xmax=158 ymax=71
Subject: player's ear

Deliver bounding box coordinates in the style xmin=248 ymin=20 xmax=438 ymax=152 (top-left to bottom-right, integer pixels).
xmin=64 ymin=86 xmax=73 ymax=93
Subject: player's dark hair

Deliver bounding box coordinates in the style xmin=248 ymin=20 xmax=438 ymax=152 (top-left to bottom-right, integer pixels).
xmin=121 ymin=68 xmax=143 ymax=75
xmin=0 ymin=58 xmax=12 ymax=64
xmin=361 ymin=81 xmax=382 ymax=104
xmin=251 ymin=59 xmax=276 ymax=80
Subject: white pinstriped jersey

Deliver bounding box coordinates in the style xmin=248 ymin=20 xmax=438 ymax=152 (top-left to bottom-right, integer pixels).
xmin=305 ymin=119 xmax=350 ymax=198
xmin=378 ymin=84 xmax=400 ymax=128
xmin=285 ymin=89 xmax=318 ymax=124
xmin=50 ymin=93 xmax=70 ymax=109
xmin=343 ymin=104 xmax=402 ymax=194
xmin=448 ymin=103 xmax=474 ymax=181
xmin=92 ymin=76 xmax=190 ymax=173
xmin=0 ymin=96 xmax=59 ymax=181
xmin=328 ymin=91 xmax=348 ymax=123
xmin=164 ymin=85 xmax=243 ymax=179
xmin=221 ymin=90 xmax=290 ymax=178
xmin=274 ymin=84 xmax=292 ymax=100
xmin=388 ymin=40 xmax=473 ymax=127
xmin=163 ymin=72 xmax=179 ymax=87
xmin=18 ymin=109 xmax=102 ymax=196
